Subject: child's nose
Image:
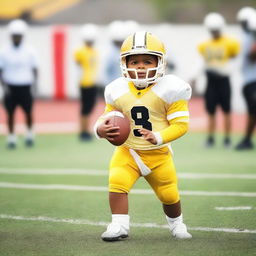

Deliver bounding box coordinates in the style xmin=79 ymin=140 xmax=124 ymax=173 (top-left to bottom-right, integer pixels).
xmin=137 ymin=62 xmax=145 ymax=68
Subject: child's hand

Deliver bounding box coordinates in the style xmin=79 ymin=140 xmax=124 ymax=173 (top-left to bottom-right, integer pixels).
xmin=138 ymin=128 xmax=157 ymax=145
xmin=97 ymin=118 xmax=120 ymax=142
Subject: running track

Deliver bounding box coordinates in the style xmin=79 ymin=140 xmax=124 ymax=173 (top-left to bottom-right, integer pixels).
xmin=0 ymin=97 xmax=246 ymax=134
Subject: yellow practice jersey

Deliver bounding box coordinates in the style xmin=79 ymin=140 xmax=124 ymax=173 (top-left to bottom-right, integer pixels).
xmin=198 ymin=35 xmax=240 ymax=75
xmin=74 ymin=45 xmax=99 ymax=87
xmin=101 ymin=75 xmax=192 ymax=150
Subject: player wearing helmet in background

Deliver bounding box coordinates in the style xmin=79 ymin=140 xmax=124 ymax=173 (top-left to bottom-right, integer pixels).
xmin=236 ymin=8 xmax=256 ymax=150
xmin=105 ymin=20 xmax=139 ymax=85
xmin=0 ymin=19 xmax=38 ymax=149
xmin=198 ymin=13 xmax=240 ymax=148
xmin=94 ymin=31 xmax=192 ymax=241
xmin=74 ymin=24 xmax=99 ymax=141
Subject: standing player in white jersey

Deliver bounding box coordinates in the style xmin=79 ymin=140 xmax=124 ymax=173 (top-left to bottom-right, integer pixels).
xmin=94 ymin=31 xmax=192 ymax=241
xmin=0 ymin=19 xmax=38 ymax=149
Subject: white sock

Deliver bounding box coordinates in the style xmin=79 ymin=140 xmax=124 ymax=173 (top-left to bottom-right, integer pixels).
xmin=7 ymin=134 xmax=16 ymax=144
xmin=166 ymin=214 xmax=183 ymax=227
xmin=112 ymin=214 xmax=130 ymax=231
xmin=26 ymin=129 xmax=34 ymax=140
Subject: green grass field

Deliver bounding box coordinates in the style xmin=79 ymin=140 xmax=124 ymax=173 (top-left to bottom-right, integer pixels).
xmin=0 ymin=133 xmax=255 ymax=256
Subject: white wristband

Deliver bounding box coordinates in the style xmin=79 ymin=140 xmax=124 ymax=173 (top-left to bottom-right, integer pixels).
xmin=153 ymin=131 xmax=163 ymax=146
xmin=93 ymin=121 xmax=102 ymax=139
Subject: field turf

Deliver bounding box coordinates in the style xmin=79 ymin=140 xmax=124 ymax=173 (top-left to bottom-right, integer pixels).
xmin=0 ymin=132 xmax=255 ymax=256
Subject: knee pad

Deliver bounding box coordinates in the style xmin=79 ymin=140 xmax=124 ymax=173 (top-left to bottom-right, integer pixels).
xmin=156 ymin=184 xmax=180 ymax=205
xmin=109 ymin=167 xmax=133 ymax=194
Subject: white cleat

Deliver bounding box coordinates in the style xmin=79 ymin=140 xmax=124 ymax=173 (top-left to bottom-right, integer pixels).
xmin=101 ymin=222 xmax=129 ymax=242
xmin=25 ymin=130 xmax=35 ymax=147
xmin=171 ymin=222 xmax=192 ymax=239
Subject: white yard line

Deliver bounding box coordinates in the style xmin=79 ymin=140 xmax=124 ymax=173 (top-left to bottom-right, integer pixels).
xmin=0 ymin=214 xmax=255 ymax=234
xmin=215 ymin=206 xmax=253 ymax=211
xmin=0 ymin=182 xmax=108 ymax=192
xmin=0 ymin=168 xmax=108 ymax=176
xmin=179 ymin=173 xmax=256 ymax=179
xmin=0 ymin=182 xmax=256 ymax=197
xmin=0 ymin=168 xmax=256 ymax=179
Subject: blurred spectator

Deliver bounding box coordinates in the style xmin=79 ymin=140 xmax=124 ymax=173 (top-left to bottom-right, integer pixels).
xmin=197 ymin=13 xmax=240 ymax=148
xmin=74 ymin=24 xmax=99 ymax=141
xmin=0 ymin=19 xmax=38 ymax=149
xmin=236 ymin=8 xmax=256 ymax=150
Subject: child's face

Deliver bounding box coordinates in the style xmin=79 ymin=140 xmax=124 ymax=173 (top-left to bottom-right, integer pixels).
xmin=126 ymin=54 xmax=158 ymax=80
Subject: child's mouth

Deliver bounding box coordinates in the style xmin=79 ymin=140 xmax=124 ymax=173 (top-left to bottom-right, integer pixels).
xmin=137 ymin=72 xmax=146 ymax=79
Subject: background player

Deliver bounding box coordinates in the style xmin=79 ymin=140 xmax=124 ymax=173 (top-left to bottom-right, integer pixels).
xmin=105 ymin=20 xmax=139 ymax=87
xmin=197 ymin=13 xmax=240 ymax=148
xmin=236 ymin=8 xmax=256 ymax=150
xmin=0 ymin=19 xmax=38 ymax=149
xmin=74 ymin=24 xmax=99 ymax=141
xmin=94 ymin=31 xmax=192 ymax=241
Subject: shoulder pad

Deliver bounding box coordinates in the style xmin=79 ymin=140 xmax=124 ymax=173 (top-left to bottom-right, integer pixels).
xmin=104 ymin=77 xmax=129 ymax=104
xmin=152 ymin=75 xmax=192 ymax=104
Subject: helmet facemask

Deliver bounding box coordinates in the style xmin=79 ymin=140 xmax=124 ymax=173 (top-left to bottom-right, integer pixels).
xmin=120 ymin=53 xmax=166 ymax=89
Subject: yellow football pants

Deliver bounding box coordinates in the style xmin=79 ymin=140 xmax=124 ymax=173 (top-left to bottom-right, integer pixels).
xmin=109 ymin=145 xmax=180 ymax=205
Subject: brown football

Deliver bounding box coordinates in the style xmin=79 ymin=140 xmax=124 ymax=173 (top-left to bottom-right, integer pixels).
xmin=106 ymin=111 xmax=130 ymax=146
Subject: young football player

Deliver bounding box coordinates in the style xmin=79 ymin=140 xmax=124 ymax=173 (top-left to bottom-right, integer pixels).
xmin=74 ymin=24 xmax=99 ymax=141
xmin=0 ymin=19 xmax=38 ymax=149
xmin=236 ymin=8 xmax=256 ymax=150
xmin=94 ymin=31 xmax=192 ymax=241
xmin=197 ymin=13 xmax=240 ymax=148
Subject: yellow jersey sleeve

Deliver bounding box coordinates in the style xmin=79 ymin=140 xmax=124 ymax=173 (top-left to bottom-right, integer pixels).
xmin=228 ymin=39 xmax=240 ymax=57
xmin=158 ymin=122 xmax=188 ymax=144
xmin=198 ymin=42 xmax=205 ymax=55
xmin=74 ymin=49 xmax=82 ymax=63
xmin=104 ymin=103 xmax=116 ymax=114
xmin=167 ymin=100 xmax=189 ymax=123
xmin=154 ymin=100 xmax=189 ymax=144
xmin=96 ymin=103 xmax=116 ymax=123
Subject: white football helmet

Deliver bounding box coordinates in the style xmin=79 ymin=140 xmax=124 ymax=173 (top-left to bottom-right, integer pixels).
xmin=237 ymin=7 xmax=256 ymax=22
xmin=124 ymin=20 xmax=139 ymax=37
xmin=204 ymin=13 xmax=225 ymax=31
xmin=108 ymin=20 xmax=127 ymax=42
xmin=248 ymin=12 xmax=256 ymax=31
xmin=80 ymin=23 xmax=98 ymax=42
xmin=8 ymin=19 xmax=28 ymax=35
xmin=120 ymin=31 xmax=166 ymax=88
